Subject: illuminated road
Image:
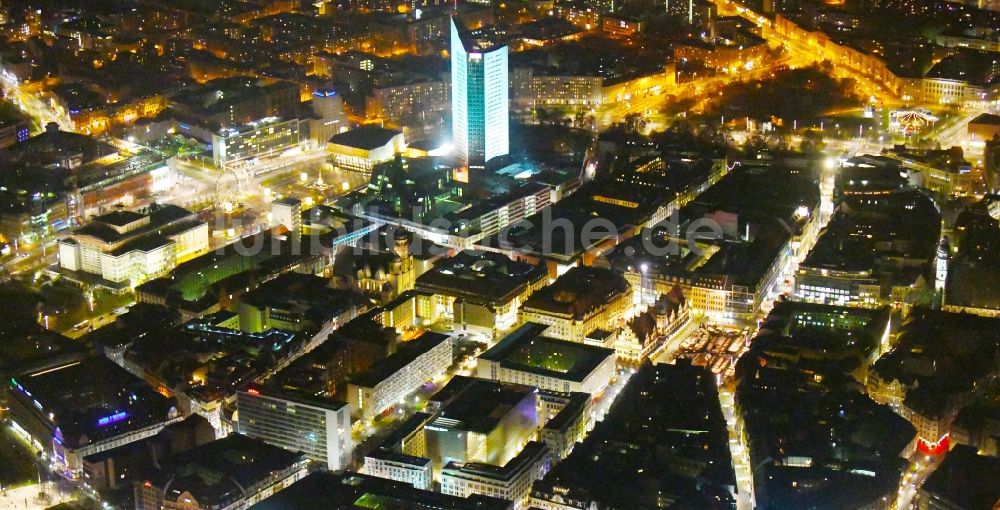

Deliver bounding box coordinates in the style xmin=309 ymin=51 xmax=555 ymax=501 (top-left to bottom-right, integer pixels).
xmin=707 ymin=0 xmax=905 ymax=106
xmin=594 ymin=52 xmax=812 ymax=131
xmin=0 ymin=240 xmax=57 ymax=278
xmin=720 ymin=385 xmax=755 ymax=510
xmin=0 ymin=69 xmax=73 ymax=133
xmin=895 ymin=452 xmax=944 ymax=509
xmin=930 ymin=108 xmax=988 ymax=156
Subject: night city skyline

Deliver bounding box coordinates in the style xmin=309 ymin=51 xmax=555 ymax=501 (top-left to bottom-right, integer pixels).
xmin=0 ymin=0 xmax=998 ymax=509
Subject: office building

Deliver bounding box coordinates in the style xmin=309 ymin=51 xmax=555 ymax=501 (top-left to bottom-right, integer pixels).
xmin=0 ymin=113 xmax=30 ymax=149
xmin=134 ymin=434 xmax=307 ymax=510
xmin=440 ymin=441 xmax=550 ymax=507
xmin=450 ymin=17 xmax=509 ymax=175
xmin=212 ymin=117 xmax=301 ymax=168
xmin=477 ymin=322 xmax=615 ymax=395
xmin=248 ymin=472 xmax=514 ymax=510
xmin=363 ymin=413 xmax=436 ymax=490
xmin=270 ymin=197 xmax=301 ymax=235
xmin=236 ymin=386 xmax=353 ymax=471
xmin=424 ymin=377 xmax=539 ymax=474
xmin=347 ymin=332 xmax=453 ymax=421
xmin=363 ymin=449 xmax=434 ymax=492
xmin=326 ymin=125 xmax=406 ymax=174
xmin=366 ymin=80 xmax=450 ymax=120
xmin=537 ymin=391 xmax=591 ymax=461
xmin=57 ymin=205 xmax=209 ymax=288
xmin=307 ymin=89 xmax=350 ymax=145
xmin=415 ymin=251 xmax=548 ymax=337
xmin=519 ymin=267 xmax=631 ymax=344
xmin=5 ymin=357 xmax=181 ymax=477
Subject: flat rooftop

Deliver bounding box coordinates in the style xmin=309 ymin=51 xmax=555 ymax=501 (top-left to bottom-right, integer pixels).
xmin=480 ymin=322 xmax=614 ymax=382
xmin=242 ymin=383 xmax=348 ymax=412
xmin=802 ymin=190 xmax=941 ymax=272
xmin=75 ymin=204 xmax=196 ymax=245
xmin=921 ymin=445 xmax=1000 ymax=510
xmin=415 ymin=251 xmax=547 ymax=305
xmin=171 ymin=77 xmax=297 ymax=117
xmin=349 ymin=332 xmax=451 ymax=388
xmin=96 ymin=209 xmax=146 ymax=227
xmin=760 ymin=300 xmax=891 ymax=357
xmin=443 ymin=441 xmax=548 ymax=481
xmin=522 ymin=266 xmax=629 ymax=319
xmin=327 ymin=125 xmax=401 ymax=150
xmin=249 ymin=472 xmax=513 ymax=510
xmin=9 ymin=357 xmax=177 ymax=449
xmin=429 ymin=376 xmax=537 ymax=434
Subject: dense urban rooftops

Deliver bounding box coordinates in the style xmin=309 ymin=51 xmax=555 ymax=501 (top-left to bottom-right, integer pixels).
xmin=249 ymin=471 xmax=513 ymax=510
xmin=144 ymin=434 xmax=305 ymax=509
xmin=169 ymin=77 xmax=298 ymax=123
xmin=240 ymin=272 xmax=367 ymax=326
xmin=125 ymin=316 xmax=304 ymax=403
xmin=533 ymin=361 xmax=735 ymax=508
xmin=736 ymin=302 xmax=917 ymax=510
xmin=919 ymin=445 xmax=1000 ymax=510
xmin=802 ymin=190 xmax=941 ymax=273
xmin=871 ymin=308 xmax=1000 ymax=419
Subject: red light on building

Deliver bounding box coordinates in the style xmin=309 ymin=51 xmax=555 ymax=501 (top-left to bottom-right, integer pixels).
xmin=917 ymin=433 xmax=950 ymax=456
xmin=247 ymin=388 xmax=260 ymax=396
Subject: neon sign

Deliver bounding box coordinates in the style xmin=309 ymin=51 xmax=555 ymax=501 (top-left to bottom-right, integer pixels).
xmin=917 ymin=433 xmax=950 ymax=456
xmin=10 ymin=378 xmax=30 ymax=396
xmin=97 ymin=411 xmax=128 ymax=427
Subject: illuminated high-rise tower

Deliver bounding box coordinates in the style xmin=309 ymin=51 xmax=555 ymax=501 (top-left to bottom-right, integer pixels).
xmin=450 ymin=17 xmax=508 ymax=179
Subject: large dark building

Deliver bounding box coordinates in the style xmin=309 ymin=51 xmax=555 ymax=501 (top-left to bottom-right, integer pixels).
xmin=249 ymin=471 xmax=514 ymax=510
xmin=531 ymin=361 xmax=736 ymax=509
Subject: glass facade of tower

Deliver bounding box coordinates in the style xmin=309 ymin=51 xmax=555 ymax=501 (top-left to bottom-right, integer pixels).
xmin=450 ymin=18 xmax=508 ymax=171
